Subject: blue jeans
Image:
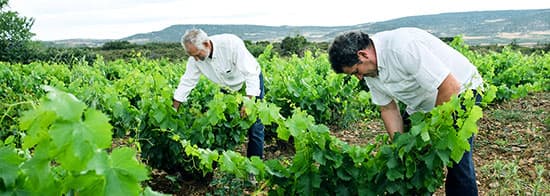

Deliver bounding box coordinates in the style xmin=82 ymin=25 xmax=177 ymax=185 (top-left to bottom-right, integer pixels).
xmin=246 ymin=73 xmax=265 ymax=158
xmin=402 ymin=90 xmax=481 ymax=195
xmin=446 ymin=136 xmax=478 ymax=195
xmin=445 ymin=91 xmax=481 ymax=195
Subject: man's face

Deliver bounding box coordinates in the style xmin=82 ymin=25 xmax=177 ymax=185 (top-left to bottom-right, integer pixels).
xmin=185 ymin=42 xmax=210 ymax=61
xmin=342 ymin=59 xmax=378 ymax=80
xmin=341 ymin=49 xmax=378 ymax=79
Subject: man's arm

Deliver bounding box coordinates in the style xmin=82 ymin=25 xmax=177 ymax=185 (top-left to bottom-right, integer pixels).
xmin=173 ymin=61 xmax=201 ymax=111
xmin=435 ymin=73 xmax=461 ymax=106
xmin=380 ymin=100 xmax=403 ymax=140
xmin=173 ymin=100 xmax=181 ymax=111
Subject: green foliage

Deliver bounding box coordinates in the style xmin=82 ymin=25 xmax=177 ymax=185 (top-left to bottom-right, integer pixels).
xmin=209 ymin=173 xmax=256 ymax=195
xmin=40 ymin=47 xmax=98 ymax=65
xmin=263 ymin=48 xmax=376 ymax=127
xmin=0 ymin=0 xmax=34 ymax=41
xmin=175 ymin=90 xmax=486 ymax=195
xmin=101 ymin=40 xmax=136 ymax=50
xmin=0 ymin=86 xmax=162 ymax=195
xmin=0 ymin=0 xmax=36 ymax=63
xmin=451 ymin=36 xmax=549 ymax=101
xmin=0 ymin=42 xmax=546 ymax=194
xmin=244 ymin=40 xmax=271 ymax=57
xmin=280 ymin=34 xmax=308 ymax=57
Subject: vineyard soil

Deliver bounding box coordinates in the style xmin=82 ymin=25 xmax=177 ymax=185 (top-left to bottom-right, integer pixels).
xmin=146 ymin=92 xmax=549 ymax=195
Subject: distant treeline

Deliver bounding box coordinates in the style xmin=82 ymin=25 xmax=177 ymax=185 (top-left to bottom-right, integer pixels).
xmin=5 ymin=35 xmax=550 ymax=65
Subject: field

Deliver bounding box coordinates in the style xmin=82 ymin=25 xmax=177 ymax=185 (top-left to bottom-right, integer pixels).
xmin=339 ymin=92 xmax=550 ymax=195
xmin=1 ymin=40 xmax=549 ymax=195
xmin=149 ymin=92 xmax=549 ymax=195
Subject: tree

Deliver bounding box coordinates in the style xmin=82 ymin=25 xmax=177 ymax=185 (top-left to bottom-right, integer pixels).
xmin=0 ymin=0 xmax=36 ymax=63
xmin=280 ymin=34 xmax=308 ymax=57
xmin=101 ymin=40 xmax=135 ymax=50
xmin=244 ymin=40 xmax=270 ymax=57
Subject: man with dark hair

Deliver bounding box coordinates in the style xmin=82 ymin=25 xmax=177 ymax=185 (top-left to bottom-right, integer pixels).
xmin=328 ymin=27 xmax=483 ymax=195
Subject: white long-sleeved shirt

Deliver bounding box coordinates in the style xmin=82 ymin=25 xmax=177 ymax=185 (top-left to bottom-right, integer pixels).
xmin=366 ymin=27 xmax=483 ymax=114
xmin=173 ymin=34 xmax=261 ymax=102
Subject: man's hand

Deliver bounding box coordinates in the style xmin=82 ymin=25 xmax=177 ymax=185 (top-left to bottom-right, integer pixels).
xmin=240 ymin=105 xmax=247 ymax=118
xmin=172 ymin=100 xmax=181 ymax=111
xmin=240 ymin=95 xmax=254 ymax=118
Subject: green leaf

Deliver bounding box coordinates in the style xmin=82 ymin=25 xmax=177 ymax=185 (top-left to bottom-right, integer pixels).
xmin=104 ymin=167 xmax=142 ymax=196
xmin=435 ymin=150 xmax=450 ymax=166
xmin=420 ymin=128 xmax=430 ymax=142
xmin=481 ymin=85 xmax=497 ymax=104
xmin=0 ymin=146 xmax=24 ymax=187
xmin=409 ymin=122 xmax=424 ymax=136
xmin=285 ymin=111 xmax=311 ymax=137
xmin=312 ymin=150 xmax=325 ymax=165
xmin=386 ymin=167 xmax=404 ymax=181
xmin=65 ymin=172 xmax=105 ymax=196
xmin=451 ymin=139 xmax=470 ymax=163
xmin=86 ymin=148 xmax=149 ymax=196
xmin=276 ymin=125 xmax=290 ymax=141
xmin=4 ymin=135 xmax=14 ymax=145
xmin=290 ymin=152 xmax=310 ymax=177
xmin=82 ymin=109 xmax=114 ymax=149
xmin=49 ymin=121 xmax=96 ymax=171
xmin=43 ymin=86 xmax=87 ymax=121
xmin=422 ymin=151 xmax=437 ymax=170
xmin=296 ymin=172 xmax=321 ymax=195
xmin=219 ymin=151 xmax=247 ymax=178
xmin=153 ymin=110 xmax=166 ymax=124
xmin=20 ymin=142 xmax=57 ymax=192
xmin=405 ymin=156 xmax=416 ymax=178
xmin=459 ymin=106 xmax=483 ymax=138
xmin=110 ymin=147 xmax=149 ymax=182
xmin=311 ymin=124 xmax=329 ymax=138
xmin=264 ymin=159 xmax=290 ymax=178
xmin=386 ymin=156 xmax=399 ymax=169
xmin=48 ymin=109 xmax=113 ymax=171
xmin=258 ymin=102 xmax=282 ymax=126
xmin=198 ymin=149 xmax=219 ymax=173
xmin=347 ymin=145 xmax=367 ymax=166
xmin=249 ymin=156 xmax=265 ymax=177
xmin=20 ymin=110 xmax=57 ymax=149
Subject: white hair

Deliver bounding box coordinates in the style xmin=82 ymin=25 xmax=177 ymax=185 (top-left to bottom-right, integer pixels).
xmin=181 ymin=29 xmax=209 ymax=51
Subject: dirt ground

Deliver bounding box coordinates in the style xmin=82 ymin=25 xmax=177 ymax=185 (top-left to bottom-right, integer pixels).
xmin=147 ymin=92 xmax=549 ymax=195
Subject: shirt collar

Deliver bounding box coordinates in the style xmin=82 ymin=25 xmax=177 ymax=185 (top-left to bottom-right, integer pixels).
xmin=208 ymin=40 xmax=214 ymax=59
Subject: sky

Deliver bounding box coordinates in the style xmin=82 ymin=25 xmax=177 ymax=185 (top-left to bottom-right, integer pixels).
xmin=8 ymin=0 xmax=550 ymax=41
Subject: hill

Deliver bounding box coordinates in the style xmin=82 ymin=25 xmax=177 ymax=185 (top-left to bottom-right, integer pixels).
xmin=53 ymin=9 xmax=550 ymax=46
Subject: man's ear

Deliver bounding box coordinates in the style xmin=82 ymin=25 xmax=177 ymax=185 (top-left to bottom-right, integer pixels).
xmin=357 ymin=49 xmax=368 ymax=60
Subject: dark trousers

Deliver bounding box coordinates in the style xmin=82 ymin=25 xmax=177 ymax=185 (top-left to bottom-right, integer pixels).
xmin=402 ymin=91 xmax=481 ymax=195
xmin=221 ymin=73 xmax=265 ymax=158
xmin=247 ymin=73 xmax=265 ymax=159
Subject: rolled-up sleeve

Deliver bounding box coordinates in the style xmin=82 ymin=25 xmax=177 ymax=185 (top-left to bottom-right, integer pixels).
xmin=173 ymin=60 xmax=201 ymax=102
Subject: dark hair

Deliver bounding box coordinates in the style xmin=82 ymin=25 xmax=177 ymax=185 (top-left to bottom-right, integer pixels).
xmin=328 ymin=31 xmax=372 ymax=73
